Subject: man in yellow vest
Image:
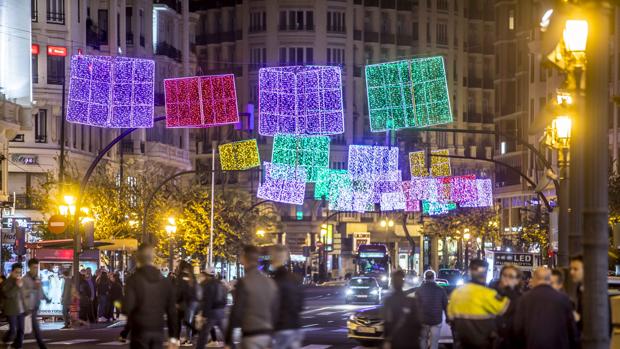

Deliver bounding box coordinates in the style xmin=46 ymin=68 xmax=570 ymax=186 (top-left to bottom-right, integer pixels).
xmin=448 ymin=259 xmax=509 ymax=349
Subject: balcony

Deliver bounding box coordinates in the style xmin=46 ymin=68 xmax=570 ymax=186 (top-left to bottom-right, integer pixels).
xmin=381 ymin=33 xmax=395 ymax=44
xmin=47 ymin=11 xmax=65 ymax=24
xmin=121 ymin=140 xmax=135 ymax=154
xmin=154 ymin=0 xmax=182 ymax=13
xmin=278 ymin=24 xmax=315 ymax=31
xmin=145 ymin=142 xmax=190 ymax=167
xmin=155 ymin=42 xmax=182 ymax=62
xmin=14 ymin=194 xmax=36 ymax=210
xmin=483 ymin=113 xmax=494 ymax=124
xmin=327 ymin=26 xmax=346 ymax=34
xmin=466 ymin=112 xmax=482 ymax=123
xmin=364 ymin=31 xmax=379 ymax=42
xmin=354 ymin=30 xmax=362 ymax=40
xmin=396 ymin=34 xmax=412 ymax=46
xmin=47 ymin=75 xmax=64 ymax=85
xmin=249 ymin=25 xmax=266 ymax=33
xmin=196 ymin=31 xmax=237 ymax=45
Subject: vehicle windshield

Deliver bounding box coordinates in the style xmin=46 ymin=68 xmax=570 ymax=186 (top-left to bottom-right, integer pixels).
xmin=349 ymin=278 xmax=377 ymax=287
xmin=438 ymin=270 xmax=461 ymax=279
xmin=358 ymin=259 xmax=388 ymax=274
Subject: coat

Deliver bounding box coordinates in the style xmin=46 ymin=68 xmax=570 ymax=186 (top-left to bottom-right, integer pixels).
xmin=2 ymin=277 xmax=25 ymax=316
xmin=415 ymin=281 xmax=448 ymax=326
xmin=383 ymin=290 xmax=422 ymax=349
xmin=273 ymin=266 xmax=304 ymax=330
xmin=22 ymin=272 xmax=47 ymax=312
xmin=62 ymin=277 xmax=73 ymax=305
xmin=513 ymin=284 xmax=579 ymax=349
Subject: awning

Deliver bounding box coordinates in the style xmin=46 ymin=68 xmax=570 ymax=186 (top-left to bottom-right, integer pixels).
xmin=98 ymin=238 xmax=138 ymax=251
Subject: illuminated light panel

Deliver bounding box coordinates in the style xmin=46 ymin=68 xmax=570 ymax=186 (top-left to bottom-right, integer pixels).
xmin=401 ymin=181 xmax=421 ymax=212
xmin=448 ymin=175 xmax=478 ymax=203
xmin=365 ymin=56 xmax=452 ymax=132
xmin=329 ymin=177 xmax=374 ymax=212
xmin=271 ymin=134 xmax=330 ymax=182
xmin=218 ymin=139 xmax=260 ymax=170
xmin=164 ymin=74 xmax=239 ymax=128
xmin=461 ymin=179 xmax=494 ymax=208
xmin=373 ymin=170 xmax=403 ymax=203
xmin=380 ymin=192 xmax=406 ymax=211
xmin=66 ymin=55 xmax=155 ymax=128
xmin=422 ymin=201 xmax=457 ymax=216
xmin=408 ymin=149 xmax=451 ymax=177
xmin=406 ymin=177 xmax=441 ymax=201
xmin=258 ymin=66 xmax=344 ymax=136
xmin=256 ymin=162 xmax=307 ymax=205
xmin=348 ymin=145 xmax=399 ymax=180
xmin=314 ymin=168 xmax=348 ymax=200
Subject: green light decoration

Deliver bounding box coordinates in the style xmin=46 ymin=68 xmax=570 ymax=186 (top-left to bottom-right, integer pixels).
xmin=272 ymin=134 xmax=330 ymax=182
xmin=218 ymin=139 xmax=260 ymax=170
xmin=422 ymin=201 xmax=457 ymax=215
xmin=314 ymin=168 xmax=349 ymax=200
xmin=365 ymin=56 xmax=453 ymax=132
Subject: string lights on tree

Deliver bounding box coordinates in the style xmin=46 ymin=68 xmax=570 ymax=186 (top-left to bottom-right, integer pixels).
xmin=164 ymin=74 xmax=239 ymax=128
xmin=67 ymin=55 xmax=155 ymax=127
xmin=258 ymin=66 xmax=345 ymax=136
xmin=271 ymin=134 xmax=330 ymax=182
xmin=218 ymin=139 xmax=260 ymax=171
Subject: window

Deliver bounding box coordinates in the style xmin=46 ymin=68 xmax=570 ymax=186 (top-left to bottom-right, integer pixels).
xmin=279 ymin=47 xmax=313 ymax=65
xmin=126 ymin=7 xmax=133 ymax=44
xmin=437 ymin=0 xmax=448 ymax=11
xmin=364 ymin=11 xmax=372 ymax=31
xmin=364 ymin=47 xmax=373 ymax=63
xmin=47 ymin=0 xmax=65 ymax=24
xmin=139 ymin=9 xmax=145 ymax=47
xmin=381 ymin=12 xmax=390 ymax=33
xmin=250 ymin=11 xmax=266 ymax=32
xmin=327 ymin=48 xmax=345 ymax=65
xmin=426 ymin=22 xmax=431 ymax=43
xmin=47 ymin=55 xmax=65 ymax=85
xmin=279 ymin=10 xmax=314 ymax=30
xmin=436 ymin=23 xmax=448 ymax=45
xmin=508 ymin=10 xmax=515 ymax=30
xmin=327 ymin=11 xmax=345 ymax=33
xmin=250 ymin=47 xmax=266 ymax=71
xmin=412 ymin=22 xmax=418 ymax=40
xmin=32 ymin=0 xmax=38 ymax=22
xmin=98 ymin=9 xmax=108 ymax=45
xmin=35 ymin=109 xmax=47 ymax=143
xmin=32 ymin=53 xmax=39 ymax=84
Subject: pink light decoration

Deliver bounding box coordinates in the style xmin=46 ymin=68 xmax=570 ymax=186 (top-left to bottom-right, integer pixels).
xmin=164 ymin=74 xmax=239 ymax=128
xmin=461 ymin=179 xmax=494 ymax=207
xmin=402 ymin=181 xmax=422 ymax=212
xmin=449 ymin=175 xmax=478 ymax=203
xmin=67 ymin=55 xmax=155 ymax=127
xmin=373 ymin=170 xmax=403 ymax=203
xmin=256 ymin=162 xmax=307 ymax=205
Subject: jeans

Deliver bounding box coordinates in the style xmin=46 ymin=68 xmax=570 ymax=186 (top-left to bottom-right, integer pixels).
xmin=196 ymin=308 xmax=225 ymax=349
xmin=274 ymin=329 xmax=304 ymax=349
xmin=241 ymin=335 xmax=272 ymax=349
xmin=3 ymin=313 xmax=25 ymax=349
xmin=97 ymin=295 xmax=108 ymax=319
xmin=62 ymin=303 xmax=71 ymax=326
xmin=130 ymin=331 xmax=164 ymax=349
xmin=419 ymin=324 xmax=442 ymax=349
xmin=29 ymin=310 xmax=46 ymax=348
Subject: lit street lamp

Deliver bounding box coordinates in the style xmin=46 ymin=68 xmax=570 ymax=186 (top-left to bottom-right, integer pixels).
xmin=165 ymin=216 xmax=177 ymax=272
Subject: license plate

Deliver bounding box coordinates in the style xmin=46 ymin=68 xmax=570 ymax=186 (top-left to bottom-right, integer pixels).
xmin=356 ymin=294 xmax=368 ymax=298
xmin=357 ymin=326 xmax=376 ymax=334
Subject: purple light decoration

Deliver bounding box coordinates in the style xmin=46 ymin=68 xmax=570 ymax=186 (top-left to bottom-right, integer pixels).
xmin=406 ymin=177 xmax=441 ymax=201
xmin=401 ymin=181 xmax=421 ymax=212
xmin=258 ymin=66 xmax=344 ymax=136
xmin=348 ymin=145 xmax=399 ymax=180
xmin=373 ymin=170 xmax=403 ymax=203
xmin=461 ymin=179 xmax=493 ymax=207
xmin=164 ymin=74 xmax=239 ymax=128
xmin=256 ymin=162 xmax=307 ymax=205
xmin=449 ymin=175 xmax=478 ymax=203
xmin=67 ymin=55 xmax=155 ymax=128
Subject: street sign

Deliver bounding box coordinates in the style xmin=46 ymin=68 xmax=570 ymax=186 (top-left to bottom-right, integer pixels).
xmin=493 ymin=252 xmax=534 ymax=267
xmin=48 ymin=215 xmax=68 ymax=234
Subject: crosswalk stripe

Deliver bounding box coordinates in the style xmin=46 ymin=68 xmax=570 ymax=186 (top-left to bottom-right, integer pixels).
xmin=301 ymin=345 xmax=331 ymax=349
xmin=98 ymin=341 xmax=128 ymax=346
xmin=48 ymin=339 xmax=98 ymax=345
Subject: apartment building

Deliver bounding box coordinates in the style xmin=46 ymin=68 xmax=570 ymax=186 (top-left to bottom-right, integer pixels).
xmin=6 ymin=0 xmax=196 ymax=225
xmin=191 ymin=0 xmax=497 ymax=275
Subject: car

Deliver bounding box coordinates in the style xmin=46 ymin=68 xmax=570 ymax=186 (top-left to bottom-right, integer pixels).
xmin=437 ymin=269 xmax=464 ymax=293
xmin=345 ymin=277 xmax=383 ymax=304
xmin=346 ymin=305 xmax=384 ymax=346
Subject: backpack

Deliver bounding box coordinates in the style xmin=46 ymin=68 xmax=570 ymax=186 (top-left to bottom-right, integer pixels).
xmin=213 ymin=281 xmax=228 ymax=308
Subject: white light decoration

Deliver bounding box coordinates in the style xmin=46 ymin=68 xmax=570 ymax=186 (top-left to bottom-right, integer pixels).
xmin=329 ymin=177 xmax=375 ymax=212
xmin=380 ymin=192 xmax=406 ymax=211
xmin=256 ymin=162 xmax=307 ymax=205
xmin=348 ymin=145 xmax=399 ymax=180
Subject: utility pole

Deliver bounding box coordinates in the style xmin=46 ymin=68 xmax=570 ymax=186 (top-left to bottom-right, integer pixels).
xmin=582 ymin=4 xmax=610 ymax=348
xmin=569 ymin=70 xmax=585 ymax=257
xmin=558 ymin=147 xmax=569 ymax=266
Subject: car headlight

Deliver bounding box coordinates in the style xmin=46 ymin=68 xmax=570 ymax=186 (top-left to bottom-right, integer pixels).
xmin=413 ymin=276 xmax=420 ymax=284
xmin=370 ymin=289 xmax=379 ymax=295
xmin=346 ymin=288 xmax=353 ymax=295
xmin=381 ymin=275 xmax=388 ymax=282
xmin=349 ymin=314 xmax=356 ymax=321
xmin=456 ymin=278 xmax=464 ymax=286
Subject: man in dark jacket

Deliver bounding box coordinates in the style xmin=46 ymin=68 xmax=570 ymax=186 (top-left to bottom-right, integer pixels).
xmin=383 ymin=270 xmax=422 ymax=349
xmin=415 ymin=270 xmax=447 ymax=349
xmin=513 ymin=267 xmax=579 ymax=349
xmin=196 ymin=267 xmax=227 ymax=349
xmin=123 ymin=244 xmax=179 ymax=349
xmin=492 ymin=265 xmax=522 ymax=349
xmin=271 ymin=245 xmax=304 ymax=349
xmin=2 ymin=263 xmax=26 ymax=348
xmin=61 ymin=270 xmax=73 ymax=329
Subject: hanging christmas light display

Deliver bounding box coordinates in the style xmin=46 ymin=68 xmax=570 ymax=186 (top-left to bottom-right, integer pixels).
xmin=422 ymin=201 xmax=457 ymax=215
xmin=373 ymin=170 xmax=403 ymax=203
xmin=258 ymin=66 xmax=344 ymax=136
xmin=218 ymin=139 xmax=260 ymax=170
xmin=365 ymin=56 xmax=452 ymax=132
xmin=348 ymin=145 xmax=399 ymax=180
xmin=380 ymin=191 xmax=406 ymax=211
xmin=271 ymin=134 xmax=330 ymax=182
xmin=329 ymin=177 xmax=374 ymax=212
xmin=314 ymin=168 xmax=349 ymax=200
xmin=461 ymin=179 xmax=493 ymax=207
xmin=67 ymin=55 xmax=155 ymax=127
xmin=256 ymin=162 xmax=307 ymax=205
xmin=448 ymin=175 xmax=478 ymax=203
xmin=401 ymin=181 xmax=422 ymax=212
xmin=408 ymin=149 xmax=451 ymax=177
xmin=164 ymin=74 xmax=239 ymax=128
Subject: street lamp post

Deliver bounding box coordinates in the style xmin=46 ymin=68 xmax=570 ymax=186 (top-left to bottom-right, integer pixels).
xmin=165 ymin=217 xmax=177 ymax=273
xmin=463 ymin=230 xmax=471 ymax=268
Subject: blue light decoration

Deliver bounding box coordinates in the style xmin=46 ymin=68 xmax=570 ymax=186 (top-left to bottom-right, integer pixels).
xmin=67 ymin=54 xmax=155 ymax=127
xmin=365 ymin=56 xmax=452 ymax=132
xmin=373 ymin=170 xmax=403 ymax=203
xmin=258 ymin=66 xmax=345 ymax=136
xmin=348 ymin=145 xmax=399 ymax=180
xmin=271 ymin=134 xmax=330 ymax=182
xmin=256 ymin=162 xmax=307 ymax=205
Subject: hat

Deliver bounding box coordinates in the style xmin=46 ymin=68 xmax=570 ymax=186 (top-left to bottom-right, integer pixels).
xmin=205 ymin=267 xmax=216 ymax=275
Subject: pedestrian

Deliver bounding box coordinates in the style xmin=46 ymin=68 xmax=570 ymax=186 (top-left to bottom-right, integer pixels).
xmin=224 ymin=245 xmax=278 ymax=349
xmin=78 ymin=272 xmax=92 ymax=326
xmin=174 ymin=261 xmax=197 ymax=346
xmin=513 ymin=267 xmax=579 ymax=349
xmin=84 ymin=268 xmax=96 ymax=323
xmin=22 ymin=258 xmax=49 ymax=349
xmin=109 ymin=272 xmax=123 ymax=321
xmin=195 ymin=267 xmax=228 ymax=349
xmin=447 ymin=259 xmax=509 ymax=349
xmin=491 ymin=264 xmax=522 ymax=349
xmin=60 ymin=270 xmax=73 ymax=329
xmin=123 ymin=243 xmax=179 ymax=348
xmin=271 ymin=245 xmax=304 ymax=349
xmin=382 ymin=269 xmax=422 ymax=349
xmin=2 ymin=263 xmax=26 ymax=349
xmin=569 ymin=255 xmax=583 ymax=332
xmin=551 ymin=268 xmax=566 ymax=292
xmin=415 ymin=270 xmax=447 ymax=349
xmin=96 ymin=271 xmax=111 ymax=322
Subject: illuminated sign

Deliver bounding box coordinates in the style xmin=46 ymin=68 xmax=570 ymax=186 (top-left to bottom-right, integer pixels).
xmin=47 ymin=46 xmax=67 ymax=57
xmin=31 ymin=44 xmax=39 ymax=55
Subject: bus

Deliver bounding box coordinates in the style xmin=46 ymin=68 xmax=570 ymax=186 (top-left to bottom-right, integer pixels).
xmin=356 ymin=244 xmax=391 ymax=288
